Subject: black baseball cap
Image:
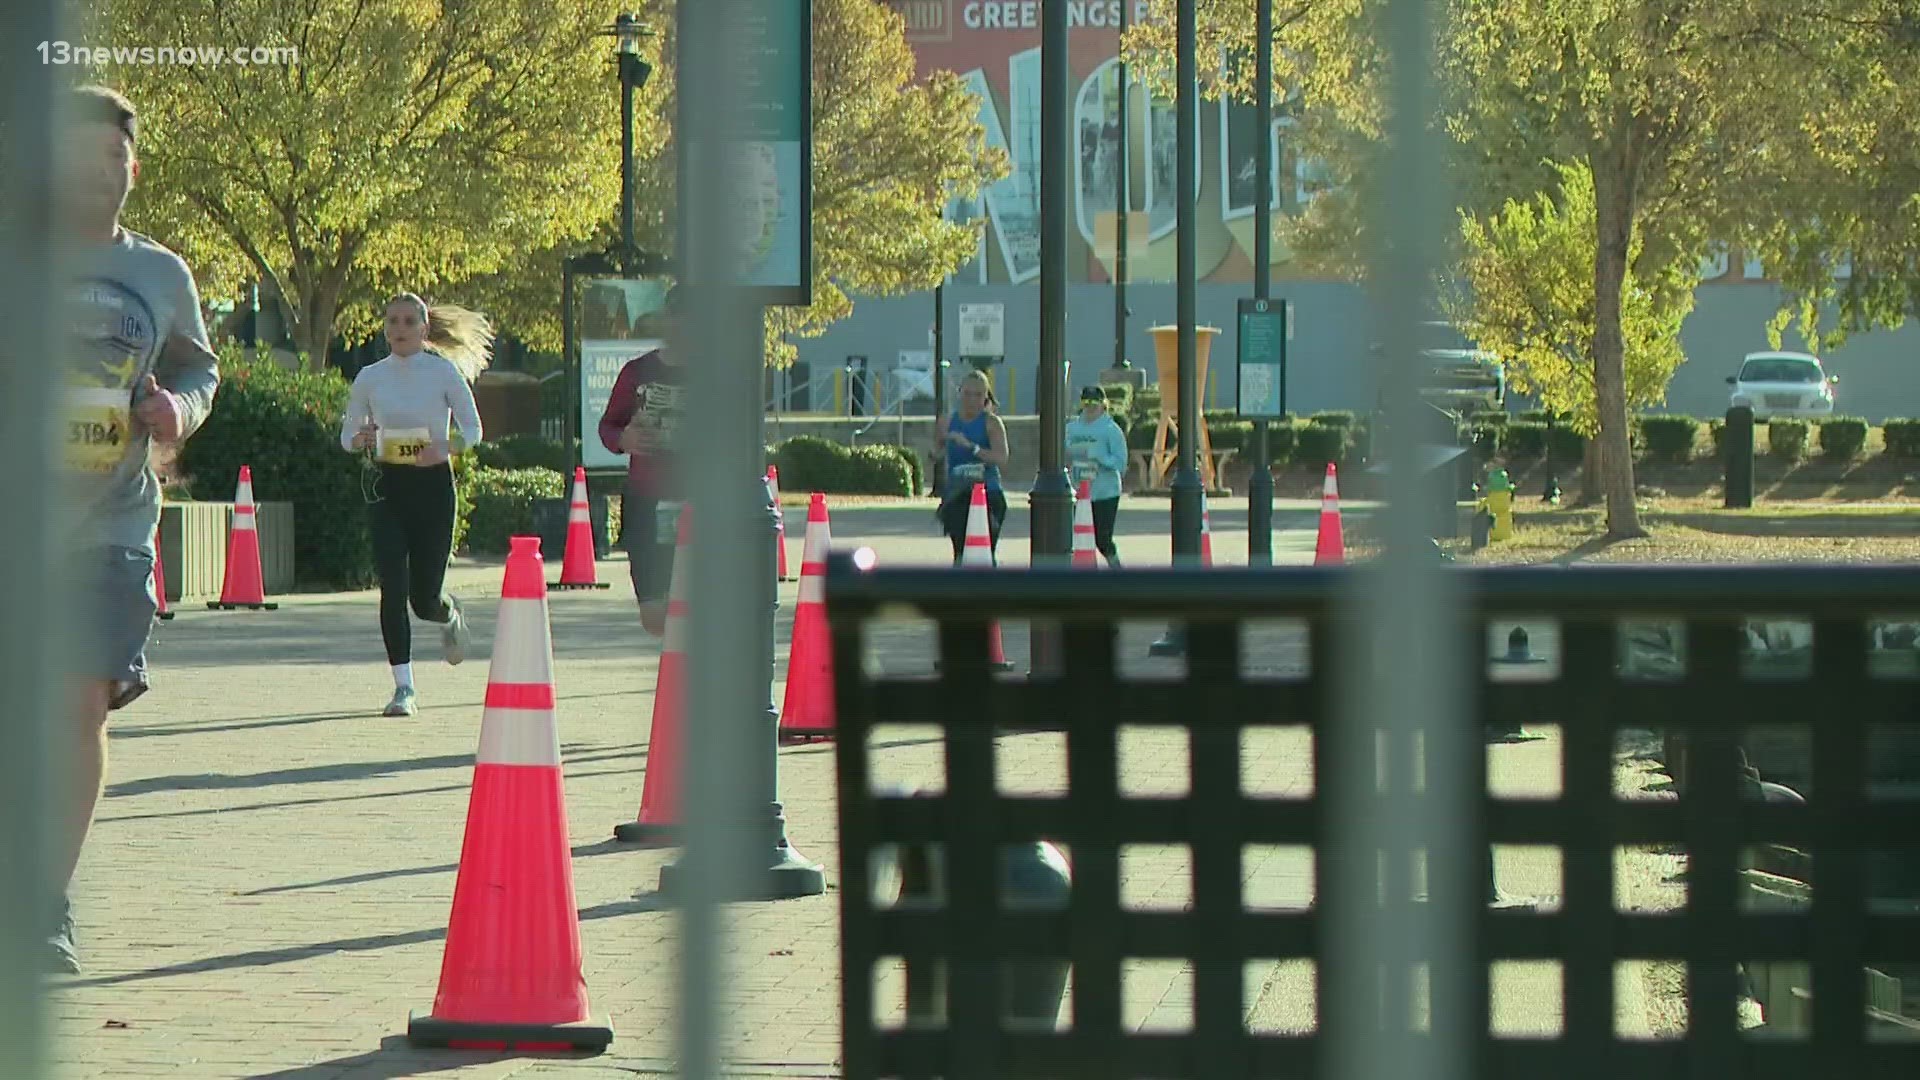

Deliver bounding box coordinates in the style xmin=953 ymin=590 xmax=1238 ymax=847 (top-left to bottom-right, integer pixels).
xmin=1080 ymin=385 xmax=1107 ymax=405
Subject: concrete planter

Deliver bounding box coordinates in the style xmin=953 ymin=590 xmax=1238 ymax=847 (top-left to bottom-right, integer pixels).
xmin=156 ymin=500 xmax=295 ymax=604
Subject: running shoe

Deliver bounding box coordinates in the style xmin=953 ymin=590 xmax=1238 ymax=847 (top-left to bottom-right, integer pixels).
xmin=383 ymin=686 xmax=418 ymax=717
xmin=46 ymin=900 xmax=79 ymax=975
xmin=441 ymin=594 xmax=469 ymax=666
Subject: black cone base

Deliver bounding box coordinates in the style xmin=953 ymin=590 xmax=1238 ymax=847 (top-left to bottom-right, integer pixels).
xmin=406 ymin=1008 xmax=613 ymax=1052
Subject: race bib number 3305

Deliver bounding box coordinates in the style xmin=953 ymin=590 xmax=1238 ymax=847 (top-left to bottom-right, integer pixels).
xmin=64 ymin=388 xmax=132 ymax=474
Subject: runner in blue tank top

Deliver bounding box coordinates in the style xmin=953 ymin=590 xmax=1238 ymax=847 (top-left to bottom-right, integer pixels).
xmin=934 ymin=369 xmax=1010 ymax=563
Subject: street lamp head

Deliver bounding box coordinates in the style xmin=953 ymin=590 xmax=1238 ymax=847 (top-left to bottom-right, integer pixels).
xmin=613 ymin=12 xmax=644 ymax=55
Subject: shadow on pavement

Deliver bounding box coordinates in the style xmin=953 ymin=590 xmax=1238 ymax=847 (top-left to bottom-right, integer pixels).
xmin=106 ymin=743 xmax=642 ymax=798
xmin=60 ymin=895 xmax=670 ymax=989
xmin=245 ymin=1035 xmax=601 ymax=1079
xmin=96 ymin=764 xmax=642 ymax=825
xmin=238 ymin=838 xmax=636 ymax=897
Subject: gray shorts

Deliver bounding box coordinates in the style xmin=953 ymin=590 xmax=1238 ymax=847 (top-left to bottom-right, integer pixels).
xmin=74 ymin=546 xmax=159 ymax=710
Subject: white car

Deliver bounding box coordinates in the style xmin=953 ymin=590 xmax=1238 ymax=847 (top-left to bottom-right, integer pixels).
xmin=1726 ymin=351 xmax=1838 ymax=420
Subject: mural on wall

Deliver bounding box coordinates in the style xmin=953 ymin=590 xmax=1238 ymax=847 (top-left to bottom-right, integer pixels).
xmin=891 ymin=0 xmax=1333 ymax=286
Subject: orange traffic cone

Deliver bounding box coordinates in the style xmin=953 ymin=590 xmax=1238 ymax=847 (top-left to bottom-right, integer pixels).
xmin=407 ymin=535 xmax=612 ymax=1051
xmin=769 ymin=466 xmax=792 ymax=581
xmin=551 ymin=467 xmax=609 ymax=590
xmin=1072 ymin=480 xmax=1098 ymax=568
xmin=614 ymin=508 xmax=692 ymax=844
xmin=960 ymin=484 xmax=1015 ymax=671
xmin=778 ymin=493 xmax=835 ymax=742
xmin=1315 ymin=463 xmax=1345 ymax=565
xmin=152 ymin=525 xmax=174 ymax=621
xmin=1200 ymin=492 xmax=1215 ymax=567
xmin=208 ymin=466 xmax=277 ymax=610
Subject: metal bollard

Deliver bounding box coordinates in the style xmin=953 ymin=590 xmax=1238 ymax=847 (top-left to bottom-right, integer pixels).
xmin=879 ymin=833 xmax=1073 ymax=1030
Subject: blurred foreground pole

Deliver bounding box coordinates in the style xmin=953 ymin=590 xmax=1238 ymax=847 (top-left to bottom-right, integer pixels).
xmin=1325 ymin=0 xmax=1475 ymax=1076
xmin=1 ymin=0 xmax=63 ymax=1075
xmin=674 ymin=2 xmax=825 ymax=1078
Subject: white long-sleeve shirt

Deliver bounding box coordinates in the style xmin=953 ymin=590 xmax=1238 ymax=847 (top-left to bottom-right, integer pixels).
xmin=340 ymin=350 xmax=483 ymax=457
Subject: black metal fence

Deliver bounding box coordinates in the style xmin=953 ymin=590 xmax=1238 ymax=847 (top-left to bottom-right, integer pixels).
xmin=827 ymin=557 xmax=1920 ymax=1078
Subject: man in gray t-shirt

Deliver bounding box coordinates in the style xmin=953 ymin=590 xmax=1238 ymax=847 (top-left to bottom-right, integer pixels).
xmin=49 ymin=86 xmax=220 ymax=976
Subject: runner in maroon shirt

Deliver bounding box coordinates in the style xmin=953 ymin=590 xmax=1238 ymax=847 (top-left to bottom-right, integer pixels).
xmin=597 ymin=287 xmax=684 ymax=634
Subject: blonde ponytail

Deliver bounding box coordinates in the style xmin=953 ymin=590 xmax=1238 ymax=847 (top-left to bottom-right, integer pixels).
xmin=387 ymin=293 xmax=495 ymax=381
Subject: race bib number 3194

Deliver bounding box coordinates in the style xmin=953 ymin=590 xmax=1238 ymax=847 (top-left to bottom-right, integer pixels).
xmin=64 ymin=388 xmax=131 ymax=474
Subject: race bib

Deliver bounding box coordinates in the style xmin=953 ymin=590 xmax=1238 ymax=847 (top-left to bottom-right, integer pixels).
xmin=1071 ymin=461 xmax=1097 ymax=482
xmin=64 ymin=387 xmax=133 ymax=475
xmin=378 ymin=428 xmax=433 ymax=466
xmin=655 ymin=500 xmax=683 ymax=540
xmin=952 ymin=462 xmax=986 ymax=480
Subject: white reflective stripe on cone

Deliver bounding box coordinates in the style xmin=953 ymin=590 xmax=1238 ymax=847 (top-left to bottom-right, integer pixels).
xmin=232 ymin=510 xmax=258 ymax=531
xmin=236 ymin=482 xmax=254 ymax=505
xmin=476 ymin=707 xmax=562 ymax=767
xmin=797 ymin=570 xmax=826 ymax=605
xmin=663 ymin=600 xmax=690 ymax=652
xmin=488 ymin=598 xmax=557 ymax=685
xmin=569 ymin=504 xmax=590 ymax=522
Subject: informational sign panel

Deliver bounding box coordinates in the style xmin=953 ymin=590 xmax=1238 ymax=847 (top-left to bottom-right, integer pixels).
xmin=579 ymin=277 xmax=670 ymax=471
xmin=679 ymin=0 xmax=813 ymax=305
xmin=1236 ymin=296 xmax=1290 ymax=420
xmin=957 ymin=302 xmax=1005 ymax=360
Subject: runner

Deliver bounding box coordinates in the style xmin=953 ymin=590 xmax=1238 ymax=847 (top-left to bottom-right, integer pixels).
xmin=341 ymin=294 xmax=489 ymax=717
xmin=597 ymin=286 xmax=685 ymax=634
xmin=53 ymin=86 xmax=222 ymax=974
xmin=1066 ymin=385 xmax=1128 ymax=567
xmin=934 ymin=369 xmax=1010 ymax=563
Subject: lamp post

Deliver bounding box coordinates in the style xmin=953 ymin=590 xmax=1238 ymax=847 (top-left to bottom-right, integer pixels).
xmin=1112 ymin=0 xmax=1132 ymax=372
xmin=612 ymin=12 xmax=653 ymax=273
xmin=1027 ymin=0 xmax=1073 ymax=673
xmin=1168 ymin=0 xmax=1203 ymax=564
xmin=1247 ymin=0 xmax=1276 ymax=563
xmin=933 ymin=273 xmax=947 ymax=498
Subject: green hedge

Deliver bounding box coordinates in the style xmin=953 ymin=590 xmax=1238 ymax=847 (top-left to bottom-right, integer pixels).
xmin=470 ymin=434 xmax=574 ymax=473
xmin=1308 ymin=410 xmax=1357 ymax=428
xmin=1547 ymin=424 xmax=1588 ymax=462
xmin=462 ymin=466 xmax=567 ymax=556
xmin=1769 ymin=419 xmax=1811 ymax=458
xmin=772 ymin=436 xmax=915 ymax=495
xmin=177 ymin=347 xmax=374 ymax=590
xmin=1817 ymin=416 xmax=1869 ymax=458
xmin=1502 ymin=421 xmax=1549 ymax=457
xmin=1884 ymin=419 xmax=1920 ymax=457
xmin=1639 ymin=415 xmax=1700 ymax=457
xmin=1708 ymin=418 xmax=1727 ymax=454
xmin=1294 ymin=421 xmax=1353 ymax=469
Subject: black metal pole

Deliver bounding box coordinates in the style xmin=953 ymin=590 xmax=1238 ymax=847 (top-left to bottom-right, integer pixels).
xmin=1168 ymin=0 xmax=1202 ymax=560
xmin=1247 ymin=0 xmax=1275 ymax=563
xmin=932 ymin=279 xmax=946 ymax=498
xmin=561 ymin=263 xmax=577 ymax=463
xmin=1113 ymin=0 xmax=1130 ymax=371
xmin=1028 ymin=0 xmax=1073 ymax=673
xmin=618 ymin=13 xmax=637 ymax=272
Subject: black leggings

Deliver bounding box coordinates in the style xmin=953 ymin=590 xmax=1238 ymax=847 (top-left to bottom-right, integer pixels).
xmin=1091 ymin=496 xmax=1120 ymax=564
xmin=370 ymin=463 xmax=455 ymax=665
xmin=939 ymin=485 xmax=1007 ymax=563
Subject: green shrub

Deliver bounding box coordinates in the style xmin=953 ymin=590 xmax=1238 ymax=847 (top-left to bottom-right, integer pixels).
xmin=1547 ymin=424 xmax=1588 ymax=462
xmin=1883 ymin=419 xmax=1920 ymax=457
xmin=1127 ymin=414 xmax=1161 ymax=450
xmin=1207 ymin=418 xmax=1254 ymax=453
xmin=1502 ymin=421 xmax=1549 ymax=458
xmin=1638 ymin=415 xmax=1701 ymax=458
xmin=772 ymin=436 xmax=915 ymax=495
xmin=1467 ymin=424 xmax=1503 ymax=459
xmin=471 ymin=433 xmax=573 ymax=473
xmin=1514 ymin=409 xmax=1554 ymax=424
xmin=1470 ymin=411 xmax=1510 ymax=426
xmin=1309 ymin=410 xmax=1356 ymax=428
xmin=1769 ymin=419 xmax=1811 ymax=458
xmin=1817 ymin=416 xmax=1869 ymax=458
xmin=177 ymin=347 xmax=375 ymax=590
xmin=1294 ymin=421 xmax=1353 ymax=468
xmin=462 ymin=467 xmax=566 ymax=556
xmin=887 ymin=443 xmax=924 ymax=495
xmin=1708 ymin=418 xmax=1726 ymax=454
xmin=1263 ymin=420 xmax=1297 ymax=465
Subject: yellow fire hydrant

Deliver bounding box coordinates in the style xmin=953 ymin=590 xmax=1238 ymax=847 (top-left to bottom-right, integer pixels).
xmin=1484 ymin=468 xmax=1515 ymax=541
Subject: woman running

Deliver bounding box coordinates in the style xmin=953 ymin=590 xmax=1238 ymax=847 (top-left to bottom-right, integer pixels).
xmin=934 ymin=368 xmax=1010 ymax=563
xmin=341 ymin=294 xmax=490 ymax=717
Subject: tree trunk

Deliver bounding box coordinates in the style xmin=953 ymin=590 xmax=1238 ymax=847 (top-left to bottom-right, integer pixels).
xmin=292 ymin=287 xmax=340 ymax=373
xmin=1588 ymin=152 xmax=1645 ymax=539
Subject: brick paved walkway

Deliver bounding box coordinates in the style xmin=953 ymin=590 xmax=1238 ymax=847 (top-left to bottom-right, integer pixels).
xmin=46 ymin=505 xmax=1664 ymax=1077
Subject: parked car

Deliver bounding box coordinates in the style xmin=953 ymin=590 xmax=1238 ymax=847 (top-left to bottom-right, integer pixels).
xmin=1377 ymin=322 xmax=1507 ymax=414
xmin=1726 ymin=351 xmax=1838 ymax=420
